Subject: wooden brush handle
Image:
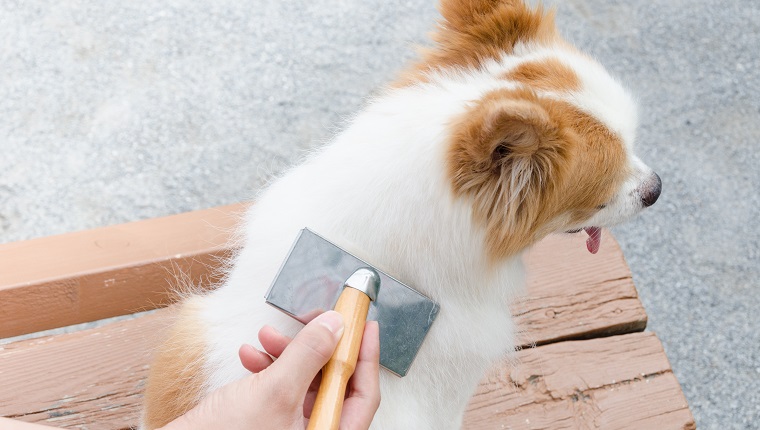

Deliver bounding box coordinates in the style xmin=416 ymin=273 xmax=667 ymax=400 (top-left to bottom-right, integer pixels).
xmin=307 ymin=287 xmax=371 ymax=430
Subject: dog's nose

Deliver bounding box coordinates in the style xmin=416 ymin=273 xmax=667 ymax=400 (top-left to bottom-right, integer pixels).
xmin=641 ymin=172 xmax=662 ymax=207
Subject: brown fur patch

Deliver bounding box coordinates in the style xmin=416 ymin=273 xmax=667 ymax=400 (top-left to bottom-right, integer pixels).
xmin=142 ymin=297 xmax=208 ymax=429
xmin=397 ymin=1 xmax=559 ymax=85
xmin=502 ymin=58 xmax=581 ymax=92
xmin=447 ymin=88 xmax=626 ymax=261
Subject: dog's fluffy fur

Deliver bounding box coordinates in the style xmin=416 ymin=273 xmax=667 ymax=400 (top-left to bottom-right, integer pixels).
xmin=142 ymin=1 xmax=661 ymax=428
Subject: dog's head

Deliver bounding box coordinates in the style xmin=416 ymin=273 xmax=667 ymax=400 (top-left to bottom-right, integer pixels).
xmin=408 ymin=1 xmax=660 ymax=260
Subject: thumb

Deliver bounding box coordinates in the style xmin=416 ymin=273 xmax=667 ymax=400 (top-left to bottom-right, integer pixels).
xmin=269 ymin=310 xmax=344 ymax=389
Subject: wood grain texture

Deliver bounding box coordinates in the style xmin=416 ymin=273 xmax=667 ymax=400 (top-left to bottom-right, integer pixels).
xmin=0 ymin=314 xmax=693 ymax=429
xmin=0 ymin=198 xmax=643 ymax=345
xmin=463 ymin=332 xmax=696 ymax=430
xmin=0 ymin=206 xmax=675 ymax=429
xmin=0 ymin=312 xmax=171 ymax=429
xmin=0 ymin=204 xmax=244 ymax=339
xmin=308 ymin=288 xmax=371 ymax=430
xmin=514 ymin=231 xmax=647 ymax=347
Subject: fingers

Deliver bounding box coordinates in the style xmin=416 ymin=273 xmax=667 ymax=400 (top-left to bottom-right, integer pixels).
xmin=237 ymin=315 xmax=379 ymax=428
xmin=238 ymin=344 xmax=274 ymax=373
xmin=340 ymin=321 xmax=381 ymax=430
xmin=0 ymin=417 xmax=62 ymax=429
xmin=268 ymin=310 xmax=344 ymax=389
xmin=240 ymin=322 xmax=325 ymax=373
xmin=258 ymin=325 xmax=292 ymax=358
xmin=238 ymin=325 xmax=293 ymax=374
xmin=259 ymin=326 xmax=324 ymax=396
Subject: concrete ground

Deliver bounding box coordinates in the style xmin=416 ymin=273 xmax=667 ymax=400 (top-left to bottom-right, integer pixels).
xmin=1 ymin=0 xmax=758 ymax=428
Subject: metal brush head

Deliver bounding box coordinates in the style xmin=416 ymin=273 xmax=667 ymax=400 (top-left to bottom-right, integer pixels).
xmin=265 ymin=228 xmax=440 ymax=377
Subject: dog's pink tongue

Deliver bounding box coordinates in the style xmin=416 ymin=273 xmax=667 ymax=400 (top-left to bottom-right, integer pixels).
xmin=584 ymin=227 xmax=602 ymax=254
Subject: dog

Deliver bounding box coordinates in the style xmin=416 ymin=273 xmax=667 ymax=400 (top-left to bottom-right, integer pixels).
xmin=141 ymin=1 xmax=661 ymax=428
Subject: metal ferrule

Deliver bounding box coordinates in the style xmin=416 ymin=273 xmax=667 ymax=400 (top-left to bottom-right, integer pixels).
xmin=343 ymin=268 xmax=380 ymax=301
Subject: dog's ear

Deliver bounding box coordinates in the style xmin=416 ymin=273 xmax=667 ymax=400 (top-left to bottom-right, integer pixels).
xmin=477 ymin=97 xmax=556 ymax=165
xmin=448 ymin=89 xmax=563 ymax=203
xmin=448 ymin=89 xmax=565 ymax=258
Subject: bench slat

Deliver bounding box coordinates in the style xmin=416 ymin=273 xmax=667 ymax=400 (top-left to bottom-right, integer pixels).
xmin=463 ymin=332 xmax=696 ymax=429
xmin=1 ymin=205 xmax=660 ymax=428
xmin=0 ymin=203 xmax=645 ymax=342
xmin=0 ymin=312 xmax=166 ymax=429
xmin=0 ymin=231 xmax=649 ymax=428
xmin=0 ymin=205 xmax=244 ymax=339
xmin=0 ymin=310 xmax=685 ymax=429
xmin=516 ymin=233 xmax=646 ymax=346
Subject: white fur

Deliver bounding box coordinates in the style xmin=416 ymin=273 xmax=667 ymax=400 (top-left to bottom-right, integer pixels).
xmin=154 ymin=41 xmax=651 ymax=429
xmin=506 ymin=43 xmax=639 ymax=146
xmin=196 ymin=79 xmax=524 ymax=428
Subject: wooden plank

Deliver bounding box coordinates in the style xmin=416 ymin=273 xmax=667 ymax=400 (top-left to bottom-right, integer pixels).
xmin=0 ymin=312 xmax=687 ymax=429
xmin=463 ymin=332 xmax=696 ymax=430
xmin=0 ymin=231 xmax=645 ymax=429
xmin=0 ymin=312 xmax=169 ymax=430
xmin=0 ymin=199 xmax=644 ymax=343
xmin=515 ymin=232 xmax=647 ymax=347
xmin=0 ymin=204 xmax=245 ymax=339
xmin=0 ymin=205 xmax=648 ymax=426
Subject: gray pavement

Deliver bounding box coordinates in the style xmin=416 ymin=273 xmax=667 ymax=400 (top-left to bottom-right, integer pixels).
xmin=1 ymin=1 xmax=758 ymax=428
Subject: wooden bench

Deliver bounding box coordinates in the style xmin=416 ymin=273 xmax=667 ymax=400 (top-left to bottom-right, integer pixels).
xmin=0 ymin=205 xmax=696 ymax=429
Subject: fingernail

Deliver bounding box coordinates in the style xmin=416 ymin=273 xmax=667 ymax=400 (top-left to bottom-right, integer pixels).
xmin=316 ymin=310 xmax=344 ymax=339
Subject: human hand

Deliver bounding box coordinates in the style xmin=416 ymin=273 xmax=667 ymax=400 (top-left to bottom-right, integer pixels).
xmin=160 ymin=310 xmax=381 ymax=430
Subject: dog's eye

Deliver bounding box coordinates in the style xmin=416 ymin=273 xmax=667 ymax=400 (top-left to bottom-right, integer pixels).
xmin=596 ymin=204 xmax=607 ymax=210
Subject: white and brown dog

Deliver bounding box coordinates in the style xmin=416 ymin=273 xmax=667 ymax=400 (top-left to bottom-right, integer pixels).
xmin=142 ymin=1 xmax=661 ymax=428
